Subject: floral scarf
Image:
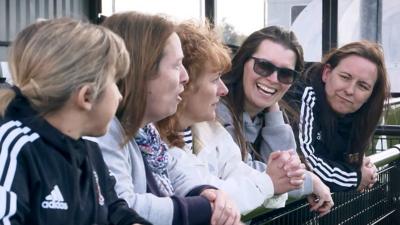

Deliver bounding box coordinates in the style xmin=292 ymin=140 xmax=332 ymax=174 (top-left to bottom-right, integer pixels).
xmin=135 ymin=123 xmax=174 ymax=196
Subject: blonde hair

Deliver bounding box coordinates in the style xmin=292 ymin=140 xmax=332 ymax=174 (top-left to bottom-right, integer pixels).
xmin=0 ymin=18 xmax=129 ymax=116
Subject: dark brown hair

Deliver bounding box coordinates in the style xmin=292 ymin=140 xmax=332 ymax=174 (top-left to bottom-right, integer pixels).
xmin=308 ymin=41 xmax=390 ymax=166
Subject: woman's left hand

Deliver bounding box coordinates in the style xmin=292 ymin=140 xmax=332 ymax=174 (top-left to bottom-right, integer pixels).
xmin=307 ymin=173 xmax=334 ymax=217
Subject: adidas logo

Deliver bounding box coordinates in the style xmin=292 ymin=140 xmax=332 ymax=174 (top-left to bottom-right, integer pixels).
xmin=41 ymin=185 xmax=69 ymax=210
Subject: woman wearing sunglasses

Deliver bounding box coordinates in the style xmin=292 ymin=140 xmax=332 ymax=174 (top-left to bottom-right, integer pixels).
xmin=157 ymin=21 xmax=308 ymax=215
xmin=284 ymin=41 xmax=390 ymax=192
xmin=217 ymin=26 xmax=333 ymax=215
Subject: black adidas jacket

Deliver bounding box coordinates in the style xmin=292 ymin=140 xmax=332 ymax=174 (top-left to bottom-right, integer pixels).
xmin=0 ymin=91 xmax=151 ymax=225
xmin=285 ymin=78 xmax=362 ymax=192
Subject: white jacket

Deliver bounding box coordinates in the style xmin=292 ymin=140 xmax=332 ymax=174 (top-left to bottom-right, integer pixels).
xmin=169 ymin=121 xmax=287 ymax=214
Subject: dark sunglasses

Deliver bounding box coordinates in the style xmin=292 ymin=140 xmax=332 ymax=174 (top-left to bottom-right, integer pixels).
xmin=250 ymin=56 xmax=299 ymax=84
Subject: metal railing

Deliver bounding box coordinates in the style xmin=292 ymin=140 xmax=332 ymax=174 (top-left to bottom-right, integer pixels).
xmin=372 ymin=125 xmax=400 ymax=154
xmin=243 ymin=144 xmax=400 ymax=225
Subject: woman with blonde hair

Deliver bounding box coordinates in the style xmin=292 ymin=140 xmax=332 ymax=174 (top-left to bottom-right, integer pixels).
xmin=0 ymin=18 xmax=150 ymax=225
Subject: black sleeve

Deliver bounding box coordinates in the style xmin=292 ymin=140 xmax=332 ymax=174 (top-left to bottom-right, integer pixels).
xmin=171 ymin=195 xmax=212 ymax=225
xmin=297 ymin=87 xmax=361 ymax=192
xmin=106 ymin=169 xmax=152 ymax=225
xmin=170 ymin=185 xmax=216 ymax=225
xmin=95 ymin=147 xmax=151 ymax=225
xmin=108 ymin=197 xmax=152 ymax=225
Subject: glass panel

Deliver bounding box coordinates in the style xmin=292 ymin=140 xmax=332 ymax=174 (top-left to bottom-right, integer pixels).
xmin=215 ymin=0 xmax=321 ymax=62
xmin=337 ymin=0 xmax=361 ymax=46
xmin=215 ymin=0 xmax=265 ymax=46
xmin=382 ymin=0 xmax=400 ymax=93
xmin=101 ymin=0 xmax=204 ymax=21
xmin=289 ymin=0 xmax=322 ymax=62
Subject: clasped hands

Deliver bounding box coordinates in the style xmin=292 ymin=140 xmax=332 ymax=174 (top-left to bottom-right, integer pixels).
xmin=266 ymin=150 xmax=306 ymax=194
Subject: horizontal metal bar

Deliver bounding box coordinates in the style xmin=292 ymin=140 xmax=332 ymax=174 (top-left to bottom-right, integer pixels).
xmin=370 ymin=145 xmax=400 ymax=167
xmin=392 ymin=93 xmax=400 ymax=98
xmin=375 ymin=125 xmax=400 ymax=136
xmin=370 ymin=209 xmax=397 ymax=225
xmin=0 ymin=41 xmax=11 ymax=47
xmin=388 ymin=97 xmax=400 ymax=105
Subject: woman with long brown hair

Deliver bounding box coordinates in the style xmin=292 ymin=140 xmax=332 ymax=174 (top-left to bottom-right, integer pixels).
xmin=285 ymin=41 xmax=390 ymax=192
xmin=96 ymin=11 xmax=241 ymax=225
xmin=217 ymin=26 xmax=333 ymax=215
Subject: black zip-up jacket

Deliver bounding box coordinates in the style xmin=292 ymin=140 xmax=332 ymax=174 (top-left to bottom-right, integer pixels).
xmin=285 ymin=78 xmax=362 ymax=192
xmin=0 ymin=90 xmax=151 ymax=225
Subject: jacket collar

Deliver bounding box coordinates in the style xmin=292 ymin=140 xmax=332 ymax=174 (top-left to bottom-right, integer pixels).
xmin=5 ymin=88 xmax=87 ymax=165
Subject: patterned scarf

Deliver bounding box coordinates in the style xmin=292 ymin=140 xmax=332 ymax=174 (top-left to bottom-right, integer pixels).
xmin=135 ymin=123 xmax=174 ymax=196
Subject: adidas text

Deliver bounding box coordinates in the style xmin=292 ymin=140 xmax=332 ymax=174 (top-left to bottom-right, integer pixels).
xmin=41 ymin=201 xmax=68 ymax=210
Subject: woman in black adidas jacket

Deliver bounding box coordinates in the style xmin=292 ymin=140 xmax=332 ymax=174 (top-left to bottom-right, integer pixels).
xmin=0 ymin=19 xmax=150 ymax=225
xmin=286 ymin=41 xmax=390 ymax=192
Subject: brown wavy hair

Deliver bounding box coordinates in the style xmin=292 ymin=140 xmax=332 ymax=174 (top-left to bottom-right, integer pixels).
xmin=157 ymin=20 xmax=231 ymax=147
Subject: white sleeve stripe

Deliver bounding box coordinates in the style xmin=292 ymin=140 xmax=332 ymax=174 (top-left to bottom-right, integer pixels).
xmin=0 ymin=121 xmax=21 ymax=141
xmin=0 ymin=191 xmax=17 ymax=225
xmin=299 ymin=88 xmax=358 ymax=184
xmin=0 ymin=187 xmax=6 ymax=219
xmin=313 ymin=169 xmax=357 ymax=187
xmin=300 ymin=89 xmax=357 ymax=178
xmin=0 ymin=121 xmax=24 ymax=180
xmin=307 ymin=155 xmax=357 ymax=181
xmin=4 ymin=133 xmax=39 ymax=189
xmin=0 ymin=121 xmax=32 ymax=179
xmin=0 ymin=120 xmax=39 ymax=223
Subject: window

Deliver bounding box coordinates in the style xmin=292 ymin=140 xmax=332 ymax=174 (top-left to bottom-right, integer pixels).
xmin=101 ymin=0 xmax=204 ymax=22
xmin=382 ymin=0 xmax=400 ymax=92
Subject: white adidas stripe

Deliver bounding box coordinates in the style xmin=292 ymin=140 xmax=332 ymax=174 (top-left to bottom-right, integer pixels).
xmin=0 ymin=120 xmax=39 ymax=224
xmin=299 ymin=88 xmax=357 ymax=187
xmin=0 ymin=121 xmax=22 ymax=178
xmin=301 ymin=88 xmax=358 ymax=181
xmin=0 ymin=122 xmax=33 ymax=183
xmin=4 ymin=132 xmax=39 ymax=189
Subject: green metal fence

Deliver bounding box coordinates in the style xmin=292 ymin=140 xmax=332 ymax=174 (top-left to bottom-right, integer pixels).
xmin=243 ymin=144 xmax=400 ymax=225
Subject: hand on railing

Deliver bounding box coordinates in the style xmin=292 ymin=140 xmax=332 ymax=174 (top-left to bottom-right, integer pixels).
xmin=266 ymin=150 xmax=306 ymax=194
xmin=307 ymin=173 xmax=334 ymax=217
xmin=200 ymin=189 xmax=243 ymax=225
xmin=357 ymin=156 xmax=378 ymax=192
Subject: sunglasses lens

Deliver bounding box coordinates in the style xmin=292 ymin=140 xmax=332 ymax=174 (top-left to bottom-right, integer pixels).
xmin=253 ymin=60 xmax=275 ymax=77
xmin=278 ymin=69 xmax=296 ymax=84
xmin=252 ymin=57 xmax=298 ymax=84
